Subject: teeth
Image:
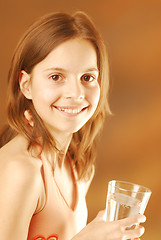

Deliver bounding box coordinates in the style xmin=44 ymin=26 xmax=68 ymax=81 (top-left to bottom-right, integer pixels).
xmin=57 ymin=107 xmax=82 ymax=114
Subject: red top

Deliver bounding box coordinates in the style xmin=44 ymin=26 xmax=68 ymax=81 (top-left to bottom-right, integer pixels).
xmin=27 ymin=154 xmax=88 ymax=240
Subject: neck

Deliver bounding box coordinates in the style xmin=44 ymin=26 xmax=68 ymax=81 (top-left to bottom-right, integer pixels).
xmin=46 ymin=132 xmax=73 ymax=169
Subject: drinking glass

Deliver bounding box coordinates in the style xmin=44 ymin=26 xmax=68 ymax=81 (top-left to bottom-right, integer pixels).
xmin=105 ymin=180 xmax=151 ymax=221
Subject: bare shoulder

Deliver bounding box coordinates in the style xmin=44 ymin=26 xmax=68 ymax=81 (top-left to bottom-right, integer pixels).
xmin=0 ymin=135 xmax=43 ymax=239
xmin=0 ymin=135 xmax=43 ymax=205
xmin=0 ymin=135 xmax=42 ymax=183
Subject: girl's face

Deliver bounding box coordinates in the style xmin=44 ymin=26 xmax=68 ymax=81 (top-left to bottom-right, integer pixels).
xmin=21 ymin=38 xmax=100 ymax=138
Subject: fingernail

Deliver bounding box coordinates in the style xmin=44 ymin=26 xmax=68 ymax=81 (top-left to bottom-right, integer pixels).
xmin=139 ymin=215 xmax=146 ymax=222
xmin=142 ymin=215 xmax=146 ymax=222
xmin=141 ymin=226 xmax=145 ymax=235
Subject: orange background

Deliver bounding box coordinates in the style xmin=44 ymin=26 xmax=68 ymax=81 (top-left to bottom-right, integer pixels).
xmin=0 ymin=0 xmax=161 ymax=239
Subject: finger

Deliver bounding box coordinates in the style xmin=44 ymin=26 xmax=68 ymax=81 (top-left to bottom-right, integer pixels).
xmin=125 ymin=225 xmax=145 ymax=239
xmin=119 ymin=214 xmax=146 ymax=228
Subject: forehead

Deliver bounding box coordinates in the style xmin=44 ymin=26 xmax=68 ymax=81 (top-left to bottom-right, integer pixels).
xmin=33 ymin=38 xmax=98 ymax=73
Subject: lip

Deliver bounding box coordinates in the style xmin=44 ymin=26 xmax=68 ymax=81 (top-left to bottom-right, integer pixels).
xmin=53 ymin=105 xmax=88 ymax=116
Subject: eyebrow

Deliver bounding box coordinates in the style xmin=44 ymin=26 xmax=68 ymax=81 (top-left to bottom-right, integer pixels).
xmin=43 ymin=67 xmax=99 ymax=73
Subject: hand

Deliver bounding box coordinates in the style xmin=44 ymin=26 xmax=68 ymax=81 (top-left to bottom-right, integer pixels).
xmin=72 ymin=210 xmax=146 ymax=240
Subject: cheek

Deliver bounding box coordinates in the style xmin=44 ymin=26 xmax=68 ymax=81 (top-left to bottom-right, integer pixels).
xmin=89 ymin=85 xmax=100 ymax=107
xmin=32 ymin=85 xmax=60 ymax=105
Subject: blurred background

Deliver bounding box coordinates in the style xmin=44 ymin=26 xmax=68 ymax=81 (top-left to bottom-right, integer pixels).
xmin=0 ymin=0 xmax=161 ymax=239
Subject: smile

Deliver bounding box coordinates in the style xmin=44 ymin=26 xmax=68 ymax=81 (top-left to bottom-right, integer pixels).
xmin=53 ymin=106 xmax=88 ymax=115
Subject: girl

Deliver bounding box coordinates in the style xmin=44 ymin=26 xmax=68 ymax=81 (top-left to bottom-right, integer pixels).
xmin=0 ymin=11 xmax=146 ymax=240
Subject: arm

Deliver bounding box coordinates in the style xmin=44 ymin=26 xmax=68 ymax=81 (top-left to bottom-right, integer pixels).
xmin=0 ymin=156 xmax=41 ymax=240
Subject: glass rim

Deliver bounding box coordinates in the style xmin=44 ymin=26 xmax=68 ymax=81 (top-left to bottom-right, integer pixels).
xmin=109 ymin=180 xmax=152 ymax=194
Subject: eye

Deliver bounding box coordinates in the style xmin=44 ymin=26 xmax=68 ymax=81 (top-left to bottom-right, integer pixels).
xmin=49 ymin=74 xmax=63 ymax=81
xmin=81 ymin=74 xmax=95 ymax=82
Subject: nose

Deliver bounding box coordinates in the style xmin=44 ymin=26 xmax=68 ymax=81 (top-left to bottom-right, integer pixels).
xmin=64 ymin=77 xmax=85 ymax=100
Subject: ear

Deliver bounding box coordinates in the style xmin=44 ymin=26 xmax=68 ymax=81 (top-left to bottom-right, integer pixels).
xmin=19 ymin=70 xmax=32 ymax=99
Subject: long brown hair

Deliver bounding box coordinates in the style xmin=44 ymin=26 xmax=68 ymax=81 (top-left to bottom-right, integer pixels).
xmin=0 ymin=11 xmax=110 ymax=180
